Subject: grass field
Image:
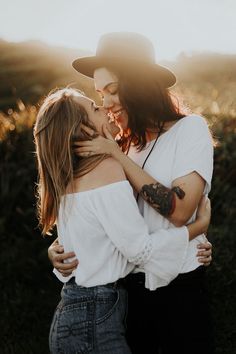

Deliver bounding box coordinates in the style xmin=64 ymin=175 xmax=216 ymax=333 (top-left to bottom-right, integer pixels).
xmin=0 ymin=40 xmax=236 ymax=353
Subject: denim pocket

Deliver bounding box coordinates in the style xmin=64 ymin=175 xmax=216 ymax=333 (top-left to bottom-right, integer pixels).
xmin=49 ymin=300 xmax=94 ymax=354
xmin=95 ymin=287 xmax=120 ymax=325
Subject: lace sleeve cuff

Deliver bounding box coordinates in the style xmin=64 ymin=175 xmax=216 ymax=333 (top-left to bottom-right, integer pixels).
xmin=128 ymin=237 xmax=153 ymax=267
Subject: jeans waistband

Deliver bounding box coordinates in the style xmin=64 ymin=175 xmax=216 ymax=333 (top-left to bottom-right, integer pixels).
xmin=66 ymin=277 xmax=126 ymax=289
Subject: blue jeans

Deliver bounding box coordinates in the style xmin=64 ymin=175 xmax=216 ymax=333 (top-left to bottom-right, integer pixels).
xmin=49 ymin=279 xmax=131 ymax=354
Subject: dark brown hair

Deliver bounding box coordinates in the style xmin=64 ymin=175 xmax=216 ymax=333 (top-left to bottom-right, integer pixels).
xmin=109 ymin=65 xmax=186 ymax=151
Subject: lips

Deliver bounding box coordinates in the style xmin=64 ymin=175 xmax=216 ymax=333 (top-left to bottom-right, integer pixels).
xmin=107 ymin=113 xmax=115 ymax=124
xmin=107 ymin=114 xmax=119 ymax=130
xmin=108 ymin=120 xmax=121 ymax=137
xmin=113 ymin=109 xmax=123 ymax=119
xmin=108 ymin=109 xmax=124 ymax=124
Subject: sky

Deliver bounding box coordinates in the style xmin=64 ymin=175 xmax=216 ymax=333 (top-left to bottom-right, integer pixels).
xmin=0 ymin=0 xmax=235 ymax=60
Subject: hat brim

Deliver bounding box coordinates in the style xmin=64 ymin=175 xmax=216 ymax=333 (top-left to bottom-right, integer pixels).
xmin=72 ymin=56 xmax=176 ymax=88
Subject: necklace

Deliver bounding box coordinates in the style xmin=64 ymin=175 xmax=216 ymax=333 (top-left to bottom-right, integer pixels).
xmin=135 ymin=134 xmax=160 ymax=202
xmin=125 ymin=128 xmax=163 ymax=203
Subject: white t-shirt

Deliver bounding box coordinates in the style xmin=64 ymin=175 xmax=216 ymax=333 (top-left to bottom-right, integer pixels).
xmin=128 ymin=114 xmax=214 ymax=273
xmin=54 ymin=181 xmax=189 ymax=290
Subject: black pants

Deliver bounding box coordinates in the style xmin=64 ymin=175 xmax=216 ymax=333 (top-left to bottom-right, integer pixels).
xmin=125 ymin=266 xmax=215 ymax=354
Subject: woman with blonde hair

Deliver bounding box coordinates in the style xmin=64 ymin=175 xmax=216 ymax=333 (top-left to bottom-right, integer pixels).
xmin=34 ymin=87 xmax=210 ymax=354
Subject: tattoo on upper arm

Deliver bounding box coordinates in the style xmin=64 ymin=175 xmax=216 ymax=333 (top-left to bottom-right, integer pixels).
xmin=140 ymin=183 xmax=185 ymax=217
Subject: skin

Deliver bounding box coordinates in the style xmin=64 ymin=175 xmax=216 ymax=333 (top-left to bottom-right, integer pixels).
xmin=48 ymin=68 xmax=213 ymax=275
xmin=75 ymin=95 xmax=120 ymax=138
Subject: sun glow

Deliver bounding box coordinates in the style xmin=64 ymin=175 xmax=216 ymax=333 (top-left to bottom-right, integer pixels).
xmin=0 ymin=0 xmax=235 ymax=60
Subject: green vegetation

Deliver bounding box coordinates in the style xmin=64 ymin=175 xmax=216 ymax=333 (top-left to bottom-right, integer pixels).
xmin=0 ymin=40 xmax=236 ymax=353
xmin=0 ymin=39 xmax=98 ymax=111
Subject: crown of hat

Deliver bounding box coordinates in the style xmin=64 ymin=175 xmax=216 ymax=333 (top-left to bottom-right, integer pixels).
xmin=96 ymin=32 xmax=156 ymax=64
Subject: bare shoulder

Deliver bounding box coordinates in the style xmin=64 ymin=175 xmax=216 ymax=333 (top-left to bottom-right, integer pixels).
xmin=93 ymin=157 xmax=126 ymax=182
xmin=73 ymin=157 xmax=127 ymax=192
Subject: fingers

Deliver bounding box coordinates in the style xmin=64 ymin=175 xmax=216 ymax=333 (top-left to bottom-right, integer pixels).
xmin=58 ymin=268 xmax=77 ymax=277
xmin=54 ymin=251 xmax=77 ymax=262
xmin=205 ymin=241 xmax=212 ymax=250
xmin=197 ymin=241 xmax=213 ymax=266
xmin=55 ymin=257 xmax=78 ymax=269
xmin=197 ymin=241 xmax=212 ymax=256
xmin=73 ymin=140 xmax=94 ymax=147
xmin=198 ymin=255 xmax=212 ymax=267
xmin=51 ymin=251 xmax=78 ymax=267
xmin=197 ymin=249 xmax=212 ymax=257
xmin=48 ymin=240 xmax=79 ymax=277
xmin=74 ymin=146 xmax=95 ymax=153
xmin=53 ymin=257 xmax=79 ymax=277
xmin=74 ymin=146 xmax=97 ymax=158
xmin=54 ymin=259 xmax=78 ymax=271
xmin=197 ymin=241 xmax=212 ymax=250
xmin=76 ymin=152 xmax=92 ymax=157
xmin=81 ymin=124 xmax=95 ymax=136
xmin=198 ymin=196 xmax=210 ymax=212
xmin=102 ymin=124 xmax=115 ymax=140
xmin=48 ymin=244 xmax=65 ymax=262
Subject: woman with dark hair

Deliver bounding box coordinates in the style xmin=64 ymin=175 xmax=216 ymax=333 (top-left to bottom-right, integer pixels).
xmin=48 ymin=33 xmax=215 ymax=353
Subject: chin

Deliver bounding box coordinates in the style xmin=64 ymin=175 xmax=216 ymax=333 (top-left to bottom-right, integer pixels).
xmin=109 ymin=124 xmax=121 ymax=138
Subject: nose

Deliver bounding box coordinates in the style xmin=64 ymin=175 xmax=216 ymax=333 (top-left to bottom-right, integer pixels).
xmin=98 ymin=105 xmax=109 ymax=116
xmin=97 ymin=105 xmax=105 ymax=111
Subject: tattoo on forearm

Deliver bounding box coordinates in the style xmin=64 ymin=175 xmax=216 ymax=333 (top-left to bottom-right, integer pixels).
xmin=140 ymin=183 xmax=185 ymax=217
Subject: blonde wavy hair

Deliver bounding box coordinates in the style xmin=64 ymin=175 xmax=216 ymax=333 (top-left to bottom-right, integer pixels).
xmin=34 ymin=88 xmax=107 ymax=235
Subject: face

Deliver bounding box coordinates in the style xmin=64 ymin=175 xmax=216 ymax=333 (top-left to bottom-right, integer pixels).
xmin=94 ymin=67 xmax=129 ymax=131
xmin=75 ymin=94 xmax=120 ymax=138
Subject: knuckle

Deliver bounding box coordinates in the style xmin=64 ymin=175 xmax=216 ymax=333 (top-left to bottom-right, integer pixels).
xmin=55 ymin=256 xmax=61 ymax=263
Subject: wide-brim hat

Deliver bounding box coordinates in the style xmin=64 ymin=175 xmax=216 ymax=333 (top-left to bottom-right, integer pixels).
xmin=72 ymin=32 xmax=176 ymax=88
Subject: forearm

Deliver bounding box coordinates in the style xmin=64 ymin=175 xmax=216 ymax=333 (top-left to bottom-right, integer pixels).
xmin=112 ymin=146 xmax=156 ymax=190
xmin=187 ymin=220 xmax=205 ymax=241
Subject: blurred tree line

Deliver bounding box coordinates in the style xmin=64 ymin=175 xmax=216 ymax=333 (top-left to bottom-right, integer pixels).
xmin=0 ymin=40 xmax=236 ymax=353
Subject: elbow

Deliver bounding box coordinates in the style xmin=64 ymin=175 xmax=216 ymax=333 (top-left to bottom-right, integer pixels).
xmin=171 ymin=219 xmax=186 ymax=227
xmin=170 ymin=214 xmax=189 ymax=227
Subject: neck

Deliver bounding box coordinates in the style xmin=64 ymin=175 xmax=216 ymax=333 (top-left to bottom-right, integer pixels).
xmin=145 ymin=120 xmax=178 ymax=142
xmin=145 ymin=130 xmax=158 ymax=142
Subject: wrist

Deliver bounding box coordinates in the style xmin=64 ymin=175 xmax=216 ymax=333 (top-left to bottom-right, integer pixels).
xmin=187 ymin=218 xmax=205 ymax=241
xmin=197 ymin=215 xmax=209 ymax=233
xmin=111 ymin=143 xmax=123 ymax=159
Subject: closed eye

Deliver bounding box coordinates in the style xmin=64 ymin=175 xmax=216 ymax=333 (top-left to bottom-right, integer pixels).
xmin=98 ymin=92 xmax=104 ymax=102
xmin=92 ymin=101 xmax=99 ymax=111
xmin=110 ymin=89 xmax=117 ymax=95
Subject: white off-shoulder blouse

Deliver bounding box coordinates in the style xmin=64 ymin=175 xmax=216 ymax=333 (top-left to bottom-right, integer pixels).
xmin=53 ymin=180 xmax=189 ymax=290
